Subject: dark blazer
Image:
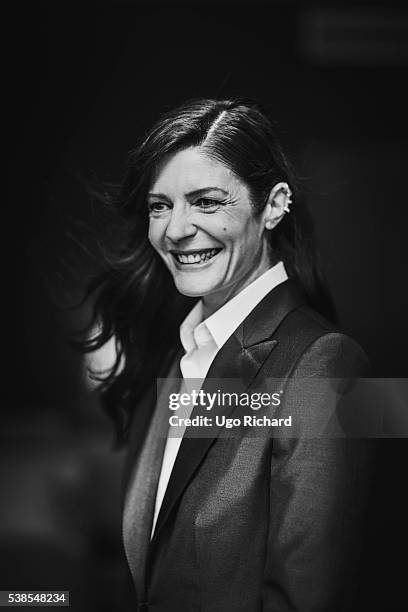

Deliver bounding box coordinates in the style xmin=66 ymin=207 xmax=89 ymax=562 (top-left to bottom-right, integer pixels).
xmin=122 ymin=279 xmax=374 ymax=612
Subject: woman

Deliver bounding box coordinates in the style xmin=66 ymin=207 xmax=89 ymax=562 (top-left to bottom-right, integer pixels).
xmin=83 ymin=98 xmax=373 ymax=611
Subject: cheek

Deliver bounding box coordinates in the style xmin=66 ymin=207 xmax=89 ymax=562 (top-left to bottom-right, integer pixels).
xmin=227 ymin=220 xmax=262 ymax=254
xmin=148 ymin=220 xmax=163 ymax=250
xmin=217 ymin=214 xmax=250 ymax=242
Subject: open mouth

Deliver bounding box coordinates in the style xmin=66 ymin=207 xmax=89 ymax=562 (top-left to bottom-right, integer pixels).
xmin=171 ymin=248 xmax=222 ymax=265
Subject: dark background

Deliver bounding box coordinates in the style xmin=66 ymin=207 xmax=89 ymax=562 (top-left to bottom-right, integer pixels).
xmin=3 ymin=1 xmax=408 ymax=610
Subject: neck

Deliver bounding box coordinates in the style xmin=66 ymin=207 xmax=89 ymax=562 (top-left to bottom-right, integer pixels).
xmin=202 ymin=251 xmax=276 ymax=319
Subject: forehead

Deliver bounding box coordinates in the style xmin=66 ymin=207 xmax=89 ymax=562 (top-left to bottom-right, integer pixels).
xmin=150 ymin=146 xmax=246 ymax=197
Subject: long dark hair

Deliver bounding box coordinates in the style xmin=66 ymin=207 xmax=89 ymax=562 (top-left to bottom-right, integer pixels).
xmin=79 ymin=97 xmax=336 ymax=447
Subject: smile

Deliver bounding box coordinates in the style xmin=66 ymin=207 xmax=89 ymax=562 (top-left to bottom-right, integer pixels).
xmin=171 ymin=248 xmax=222 ymax=265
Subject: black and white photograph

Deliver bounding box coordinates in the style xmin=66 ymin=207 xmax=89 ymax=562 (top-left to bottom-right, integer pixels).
xmin=3 ymin=2 xmax=408 ymax=610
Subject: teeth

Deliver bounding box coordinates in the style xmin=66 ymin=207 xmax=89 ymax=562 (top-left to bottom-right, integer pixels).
xmin=175 ymin=249 xmax=219 ymax=264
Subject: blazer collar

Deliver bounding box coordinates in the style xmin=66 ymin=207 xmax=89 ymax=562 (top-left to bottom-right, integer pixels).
xmin=241 ymin=277 xmax=305 ymax=348
xmin=149 ymin=278 xmax=305 ymax=546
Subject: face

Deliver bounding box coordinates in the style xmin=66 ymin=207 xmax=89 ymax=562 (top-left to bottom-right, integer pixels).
xmin=147 ymin=146 xmax=271 ymax=309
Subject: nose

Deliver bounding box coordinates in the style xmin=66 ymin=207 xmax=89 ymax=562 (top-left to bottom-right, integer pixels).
xmin=165 ymin=203 xmax=197 ymax=243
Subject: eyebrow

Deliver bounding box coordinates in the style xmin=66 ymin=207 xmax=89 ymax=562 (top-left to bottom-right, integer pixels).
xmin=147 ymin=187 xmax=229 ymax=199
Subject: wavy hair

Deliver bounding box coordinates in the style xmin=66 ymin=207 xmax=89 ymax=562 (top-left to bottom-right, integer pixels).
xmin=79 ymin=98 xmax=336 ymax=447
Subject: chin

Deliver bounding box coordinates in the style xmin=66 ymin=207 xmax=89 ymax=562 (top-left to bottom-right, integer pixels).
xmin=173 ymin=278 xmax=218 ymax=298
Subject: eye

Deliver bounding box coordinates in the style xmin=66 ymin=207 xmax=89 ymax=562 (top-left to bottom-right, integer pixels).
xmin=195 ymin=198 xmax=221 ymax=211
xmin=147 ymin=201 xmax=170 ymax=215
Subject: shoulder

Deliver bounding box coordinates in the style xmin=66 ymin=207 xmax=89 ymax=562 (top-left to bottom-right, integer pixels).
xmin=271 ymin=304 xmax=371 ymax=378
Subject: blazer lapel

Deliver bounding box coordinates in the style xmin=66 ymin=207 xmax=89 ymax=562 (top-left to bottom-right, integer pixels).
xmin=151 ymin=278 xmax=305 ymax=546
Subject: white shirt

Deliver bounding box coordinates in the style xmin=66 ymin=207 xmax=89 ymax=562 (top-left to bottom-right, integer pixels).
xmin=150 ymin=261 xmax=288 ymax=537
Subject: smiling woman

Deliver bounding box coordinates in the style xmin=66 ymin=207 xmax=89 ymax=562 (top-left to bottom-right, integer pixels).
xmin=79 ymin=98 xmax=373 ymax=611
xmin=147 ymin=147 xmax=288 ymax=316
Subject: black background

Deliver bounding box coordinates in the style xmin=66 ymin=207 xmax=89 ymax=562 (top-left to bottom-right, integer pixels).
xmin=4 ymin=2 xmax=408 ymax=610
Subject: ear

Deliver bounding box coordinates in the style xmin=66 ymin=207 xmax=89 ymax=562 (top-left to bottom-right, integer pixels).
xmin=263 ymin=182 xmax=292 ymax=230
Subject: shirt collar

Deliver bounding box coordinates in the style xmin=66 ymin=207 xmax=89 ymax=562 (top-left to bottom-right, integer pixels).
xmin=179 ymin=301 xmax=205 ymax=353
xmin=179 ymin=261 xmax=288 ymax=353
